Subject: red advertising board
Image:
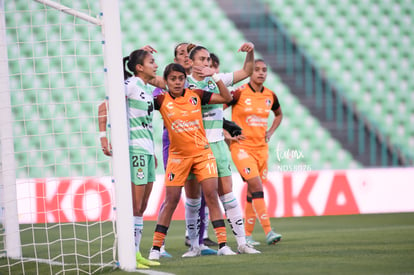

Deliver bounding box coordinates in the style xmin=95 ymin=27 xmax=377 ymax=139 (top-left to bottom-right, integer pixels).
xmin=15 ymin=168 xmax=414 ymax=223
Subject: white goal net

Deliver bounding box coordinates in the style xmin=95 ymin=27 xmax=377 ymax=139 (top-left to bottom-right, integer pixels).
xmin=0 ymin=0 xmax=133 ymax=273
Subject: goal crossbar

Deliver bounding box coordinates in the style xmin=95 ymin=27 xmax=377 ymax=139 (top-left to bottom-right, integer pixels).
xmin=34 ymin=0 xmax=102 ymax=25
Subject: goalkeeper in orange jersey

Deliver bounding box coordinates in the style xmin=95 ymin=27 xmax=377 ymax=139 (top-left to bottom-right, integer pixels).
xmin=226 ymin=59 xmax=283 ymax=245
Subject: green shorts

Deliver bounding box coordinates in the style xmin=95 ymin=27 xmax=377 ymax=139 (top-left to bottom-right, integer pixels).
xmin=129 ymin=149 xmax=156 ymax=186
xmin=210 ymin=140 xmax=232 ymax=178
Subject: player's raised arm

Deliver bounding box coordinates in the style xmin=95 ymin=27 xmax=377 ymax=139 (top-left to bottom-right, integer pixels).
xmin=233 ymin=42 xmax=255 ymax=84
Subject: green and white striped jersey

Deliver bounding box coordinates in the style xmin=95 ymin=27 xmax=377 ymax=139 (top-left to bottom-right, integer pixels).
xmin=124 ymin=76 xmax=154 ymax=154
xmin=187 ymin=73 xmax=233 ymax=143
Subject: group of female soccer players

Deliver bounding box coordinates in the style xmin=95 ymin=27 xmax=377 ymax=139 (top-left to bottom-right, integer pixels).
xmin=98 ymin=41 xmax=283 ymax=269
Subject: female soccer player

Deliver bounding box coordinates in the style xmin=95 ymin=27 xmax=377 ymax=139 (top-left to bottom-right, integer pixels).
xmin=149 ymin=63 xmax=237 ymax=260
xmin=185 ymin=44 xmax=260 ymax=254
xmin=98 ymin=49 xmax=161 ymax=269
xmin=173 ymin=42 xmax=193 ymax=75
xmin=152 ymin=42 xmax=217 ymax=257
xmin=227 ymin=59 xmax=283 ymax=245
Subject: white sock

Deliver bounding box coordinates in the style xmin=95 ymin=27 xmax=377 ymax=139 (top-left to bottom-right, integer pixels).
xmin=220 ymin=192 xmax=246 ymax=246
xmin=185 ymin=197 xmax=201 ymax=248
xmin=134 ymin=216 xmax=143 ymax=253
xmin=203 ymin=205 xmax=209 ymax=239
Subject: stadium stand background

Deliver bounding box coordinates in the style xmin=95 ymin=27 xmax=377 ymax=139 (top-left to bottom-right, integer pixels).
xmin=263 ymin=0 xmax=413 ymax=166
xmin=218 ymin=0 xmax=413 ymax=167
xmin=8 ymin=0 xmax=412 ymax=180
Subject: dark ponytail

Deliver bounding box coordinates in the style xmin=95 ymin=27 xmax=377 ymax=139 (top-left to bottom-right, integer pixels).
xmin=123 ymin=49 xmax=150 ymax=80
xmin=123 ymin=56 xmax=132 ymax=80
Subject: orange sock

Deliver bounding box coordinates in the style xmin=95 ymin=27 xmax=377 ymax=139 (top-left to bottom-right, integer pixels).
xmin=152 ymin=224 xmax=168 ymax=249
xmin=252 ymin=195 xmax=272 ymax=235
xmin=244 ymin=198 xmax=256 ymax=236
xmin=212 ymin=220 xmax=227 ymax=246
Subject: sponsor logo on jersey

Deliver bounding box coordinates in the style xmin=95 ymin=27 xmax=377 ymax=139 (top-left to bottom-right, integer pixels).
xmin=202 ymin=111 xmax=216 ymax=118
xmin=246 ymin=115 xmax=267 ymax=127
xmin=244 ymin=167 xmax=251 ymax=175
xmin=171 ymin=119 xmax=201 ymax=133
xmin=189 ymin=96 xmax=198 ymax=105
xmin=168 ymin=172 xmax=175 ymax=181
xmin=245 ymin=98 xmax=252 ymax=105
xmin=136 ymin=168 xmax=144 ymax=180
xmin=166 ymin=102 xmax=174 ymax=109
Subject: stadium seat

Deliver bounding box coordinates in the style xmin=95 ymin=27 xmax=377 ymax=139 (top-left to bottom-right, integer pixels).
xmin=263 ymin=0 xmax=414 ymax=163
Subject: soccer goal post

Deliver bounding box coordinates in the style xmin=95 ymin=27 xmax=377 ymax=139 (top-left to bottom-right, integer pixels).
xmin=0 ymin=0 xmax=135 ymax=273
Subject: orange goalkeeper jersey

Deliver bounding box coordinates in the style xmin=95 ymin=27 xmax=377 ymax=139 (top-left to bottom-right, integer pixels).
xmin=154 ymin=88 xmax=213 ymax=158
xmin=229 ymin=83 xmax=280 ymax=148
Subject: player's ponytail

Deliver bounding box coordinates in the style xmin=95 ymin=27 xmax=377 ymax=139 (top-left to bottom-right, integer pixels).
xmin=123 ymin=56 xmax=132 ymax=80
xmin=123 ymin=49 xmax=149 ymax=80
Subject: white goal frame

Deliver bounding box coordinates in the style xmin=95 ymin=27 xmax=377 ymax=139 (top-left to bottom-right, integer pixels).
xmin=0 ymin=0 xmax=21 ymax=260
xmin=0 ymin=0 xmax=136 ymax=271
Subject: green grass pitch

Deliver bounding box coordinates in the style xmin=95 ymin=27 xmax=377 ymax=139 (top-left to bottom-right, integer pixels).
xmin=1 ymin=213 xmax=413 ymax=274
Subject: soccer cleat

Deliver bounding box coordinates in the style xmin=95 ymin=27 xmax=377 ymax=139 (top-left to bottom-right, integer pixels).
xmin=217 ymin=245 xmax=237 ymax=256
xmin=200 ymin=244 xmax=217 ymax=255
xmin=266 ymin=230 xmax=282 ymax=245
xmin=136 ymin=252 xmax=160 ymax=266
xmin=148 ymin=248 xmax=160 ymax=261
xmin=182 ymin=246 xmax=201 ymax=258
xmin=238 ymin=243 xmax=261 ymax=254
xmin=203 ymin=237 xmax=218 ymax=247
xmin=136 ymin=263 xmax=149 ymax=269
xmin=184 ymin=236 xmax=191 ymax=247
xmin=160 ymin=245 xmax=173 ymax=258
xmin=246 ymin=235 xmax=260 ymax=246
